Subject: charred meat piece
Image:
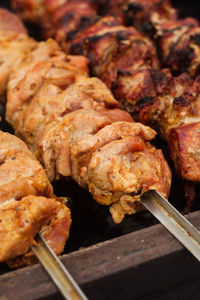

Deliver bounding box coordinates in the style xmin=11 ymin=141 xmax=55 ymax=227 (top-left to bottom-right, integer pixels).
xmin=12 ymin=0 xmax=100 ymax=39
xmin=135 ymin=70 xmax=200 ymax=181
xmin=52 ymin=0 xmax=99 ymax=51
xmin=5 ymin=38 xmax=171 ymax=223
xmin=69 ymin=16 xmax=160 ymax=103
xmin=0 ymin=131 xmax=71 ymax=265
xmin=103 ymin=0 xmax=177 ymax=34
xmin=156 ymin=17 xmax=200 ymax=77
xmin=124 ymin=0 xmax=177 ymax=35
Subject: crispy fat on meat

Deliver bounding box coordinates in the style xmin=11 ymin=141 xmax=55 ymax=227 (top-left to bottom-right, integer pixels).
xmin=0 ymin=131 xmax=71 ymax=265
xmin=6 ymin=39 xmax=171 ymax=223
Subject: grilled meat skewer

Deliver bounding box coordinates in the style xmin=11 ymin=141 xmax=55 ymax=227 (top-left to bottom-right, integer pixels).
xmin=0 ymin=8 xmax=171 ymax=224
xmin=5 ymin=37 xmax=171 ymax=224
xmin=11 ymin=1 xmax=200 ymax=206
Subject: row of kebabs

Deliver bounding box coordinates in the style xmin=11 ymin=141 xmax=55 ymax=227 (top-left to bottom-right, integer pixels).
xmin=12 ymin=1 xmax=200 ymax=193
xmin=0 ymin=7 xmax=171 ymax=267
xmin=1 ymin=0 xmax=200 ymax=267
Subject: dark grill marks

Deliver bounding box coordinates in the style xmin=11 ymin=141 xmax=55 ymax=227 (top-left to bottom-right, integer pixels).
xmin=126 ymin=2 xmax=143 ymax=13
xmin=190 ymin=33 xmax=200 ymax=46
xmin=168 ymin=46 xmax=195 ymax=74
xmin=173 ymin=95 xmax=188 ymax=106
xmin=135 ymin=97 xmax=154 ymax=109
xmin=117 ymin=70 xmax=132 ymax=76
xmin=59 ymin=12 xmax=73 ymax=26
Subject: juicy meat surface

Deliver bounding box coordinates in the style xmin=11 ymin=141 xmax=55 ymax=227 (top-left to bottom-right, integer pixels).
xmin=0 ymin=131 xmax=71 ymax=265
xmin=156 ymin=18 xmax=200 ymax=76
xmin=6 ymin=38 xmax=171 ymax=223
xmin=169 ymin=122 xmax=200 ymax=182
xmin=0 ymin=9 xmax=36 ymax=101
xmin=69 ymin=15 xmax=160 ymax=105
xmin=135 ymin=70 xmax=200 ymax=181
xmin=0 ymin=196 xmax=57 ymax=262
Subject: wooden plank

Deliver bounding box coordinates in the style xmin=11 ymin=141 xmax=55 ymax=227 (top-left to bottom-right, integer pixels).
xmin=1 ymin=211 xmax=200 ymax=300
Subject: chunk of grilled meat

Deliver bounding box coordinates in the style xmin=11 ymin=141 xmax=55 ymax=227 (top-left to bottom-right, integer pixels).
xmin=12 ymin=0 xmax=48 ymax=24
xmin=0 ymin=31 xmax=36 ymax=102
xmin=0 ymin=9 xmax=36 ymax=102
xmin=12 ymin=0 xmax=101 ymax=39
xmin=156 ymin=18 xmax=200 ymax=77
xmin=135 ymin=70 xmax=200 ymax=182
xmin=69 ymin=16 xmax=160 ymax=103
xmin=12 ymin=0 xmax=177 ymax=39
xmin=104 ymin=0 xmax=177 ymax=35
xmin=52 ymin=0 xmax=99 ymax=51
xmin=0 ymin=131 xmax=71 ymax=265
xmin=6 ymin=38 xmax=171 ymax=223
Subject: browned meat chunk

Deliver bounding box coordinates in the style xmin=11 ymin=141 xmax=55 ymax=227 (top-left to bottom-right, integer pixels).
xmin=156 ymin=18 xmax=200 ymax=76
xmin=0 ymin=196 xmax=58 ymax=262
xmin=0 ymin=9 xmax=36 ymax=101
xmin=0 ymin=131 xmax=71 ymax=265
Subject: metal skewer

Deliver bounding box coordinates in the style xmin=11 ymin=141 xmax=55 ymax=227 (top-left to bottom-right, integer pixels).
xmin=142 ymin=190 xmax=200 ymax=261
xmin=31 ymin=233 xmax=88 ymax=300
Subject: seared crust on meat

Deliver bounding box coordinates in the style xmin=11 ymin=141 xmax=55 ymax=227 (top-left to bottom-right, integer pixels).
xmin=104 ymin=0 xmax=177 ymax=34
xmin=69 ymin=16 xmax=160 ymax=107
xmin=125 ymin=0 xmax=177 ymax=29
xmin=135 ymin=70 xmax=200 ymax=181
xmin=156 ymin=18 xmax=200 ymax=76
xmin=169 ymin=123 xmax=200 ymax=182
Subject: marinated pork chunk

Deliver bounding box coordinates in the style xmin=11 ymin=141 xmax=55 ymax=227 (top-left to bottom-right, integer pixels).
xmin=0 ymin=131 xmax=71 ymax=264
xmin=0 ymin=9 xmax=37 ymax=101
xmin=5 ymin=38 xmax=171 ymax=223
xmin=135 ymin=71 xmax=200 ymax=182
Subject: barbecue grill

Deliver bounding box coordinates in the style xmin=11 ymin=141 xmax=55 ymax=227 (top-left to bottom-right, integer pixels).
xmin=1 ymin=0 xmax=200 ymax=299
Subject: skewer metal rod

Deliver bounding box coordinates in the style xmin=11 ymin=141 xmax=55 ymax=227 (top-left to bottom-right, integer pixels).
xmin=142 ymin=190 xmax=200 ymax=262
xmin=31 ymin=234 xmax=88 ymax=300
